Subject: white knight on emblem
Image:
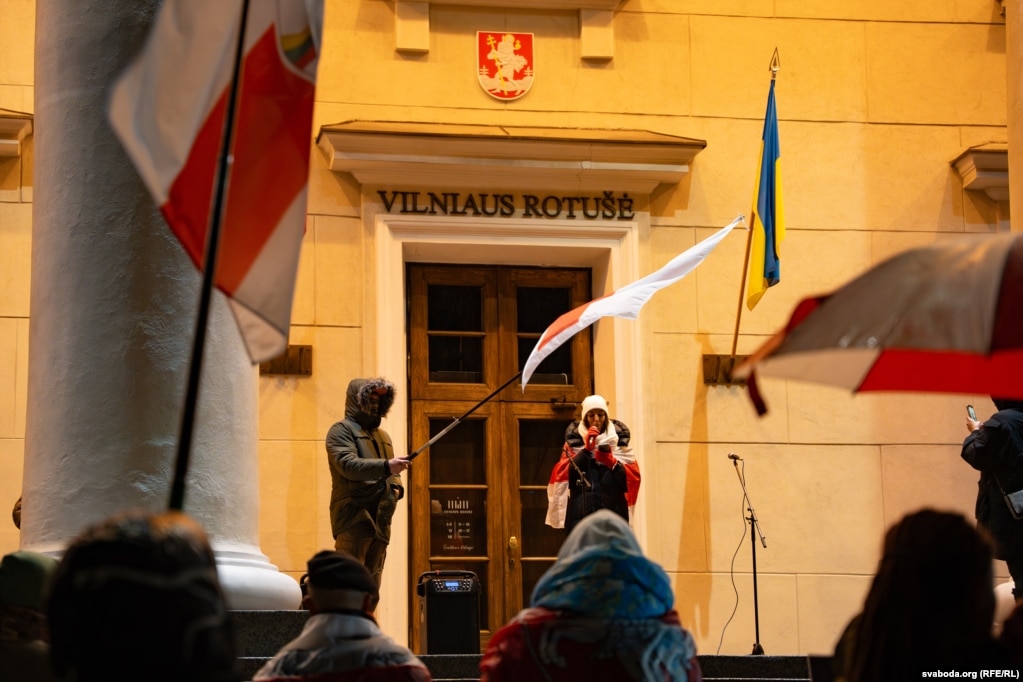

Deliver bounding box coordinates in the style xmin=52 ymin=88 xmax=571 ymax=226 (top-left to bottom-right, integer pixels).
xmin=477 ymin=32 xmax=534 ymax=101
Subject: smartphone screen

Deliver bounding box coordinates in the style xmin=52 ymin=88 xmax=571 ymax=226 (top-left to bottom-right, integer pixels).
xmin=967 ymin=405 xmax=977 ymax=420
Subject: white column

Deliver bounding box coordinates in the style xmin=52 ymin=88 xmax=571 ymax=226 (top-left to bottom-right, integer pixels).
xmin=1007 ymin=0 xmax=1023 ymax=225
xmin=22 ymin=0 xmax=298 ymax=609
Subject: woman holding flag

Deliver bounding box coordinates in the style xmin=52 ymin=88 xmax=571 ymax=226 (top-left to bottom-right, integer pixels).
xmin=545 ymin=395 xmax=641 ymax=533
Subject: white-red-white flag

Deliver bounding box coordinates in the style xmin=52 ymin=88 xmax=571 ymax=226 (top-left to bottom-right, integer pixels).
xmin=109 ymin=0 xmax=323 ymax=363
xmin=521 ymin=216 xmax=744 ymax=390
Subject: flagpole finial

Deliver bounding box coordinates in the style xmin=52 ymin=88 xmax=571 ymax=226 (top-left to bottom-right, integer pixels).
xmin=769 ymin=48 xmax=780 ymax=80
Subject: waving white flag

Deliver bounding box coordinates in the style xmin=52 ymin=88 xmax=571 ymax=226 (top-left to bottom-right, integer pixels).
xmin=521 ymin=216 xmax=744 ymax=390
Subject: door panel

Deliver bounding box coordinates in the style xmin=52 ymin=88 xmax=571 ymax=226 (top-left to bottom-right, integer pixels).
xmin=410 ymin=401 xmax=498 ymax=644
xmin=409 ymin=266 xmax=500 ymax=402
xmin=407 ymin=264 xmax=592 ymax=654
xmin=505 ymin=404 xmax=573 ymax=611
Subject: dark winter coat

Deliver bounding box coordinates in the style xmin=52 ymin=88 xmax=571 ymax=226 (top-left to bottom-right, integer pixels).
xmin=563 ymin=419 xmax=631 ymax=533
xmin=326 ymin=378 xmax=404 ymax=543
xmin=961 ymin=407 xmax=1023 ymax=560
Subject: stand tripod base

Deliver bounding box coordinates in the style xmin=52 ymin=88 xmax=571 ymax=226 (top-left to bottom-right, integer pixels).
xmin=751 ymin=642 xmax=765 ymax=655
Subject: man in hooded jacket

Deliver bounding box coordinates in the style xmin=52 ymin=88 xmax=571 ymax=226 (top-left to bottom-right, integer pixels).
xmin=327 ymin=378 xmax=410 ymax=588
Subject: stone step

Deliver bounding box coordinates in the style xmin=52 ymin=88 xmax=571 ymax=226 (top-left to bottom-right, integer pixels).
xmin=237 ymin=655 xmax=817 ymax=682
xmin=700 ymin=655 xmax=815 ymax=679
xmin=231 ymin=610 xmax=309 ymax=658
xmin=229 ymin=611 xmax=824 ymax=681
xmin=236 ymin=654 xmax=483 ymax=682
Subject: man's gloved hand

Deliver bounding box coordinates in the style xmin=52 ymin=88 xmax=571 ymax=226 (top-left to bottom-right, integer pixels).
xmin=594 ymin=444 xmax=617 ymax=468
xmin=585 ymin=426 xmax=600 ymax=451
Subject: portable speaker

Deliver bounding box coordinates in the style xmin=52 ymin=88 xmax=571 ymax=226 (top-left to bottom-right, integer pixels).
xmin=416 ymin=570 xmax=481 ymax=654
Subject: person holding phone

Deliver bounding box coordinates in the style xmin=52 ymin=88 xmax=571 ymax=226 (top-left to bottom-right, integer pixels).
xmin=544 ymin=395 xmax=641 ymax=533
xmin=961 ymin=398 xmax=1023 ymax=604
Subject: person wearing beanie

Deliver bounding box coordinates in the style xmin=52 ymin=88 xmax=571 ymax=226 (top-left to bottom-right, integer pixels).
xmin=962 ymin=397 xmax=1023 ymax=603
xmin=545 ymin=394 xmax=641 ymax=533
xmin=253 ymin=550 xmax=431 ymax=681
xmin=326 ymin=378 xmax=410 ymax=589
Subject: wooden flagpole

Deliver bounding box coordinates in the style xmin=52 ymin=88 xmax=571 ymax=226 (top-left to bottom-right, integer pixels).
xmin=730 ymin=224 xmax=755 ymax=359
xmin=703 ymin=50 xmax=779 ymax=386
xmin=169 ymin=0 xmax=252 ymax=511
xmin=727 ymin=50 xmax=781 ymax=361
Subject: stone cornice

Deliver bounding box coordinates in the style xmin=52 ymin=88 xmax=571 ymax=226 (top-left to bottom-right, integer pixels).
xmin=0 ymin=110 xmax=33 ymax=158
xmin=951 ymin=143 xmax=1008 ymax=202
xmin=317 ymin=120 xmax=706 ymax=194
xmin=396 ymin=1 xmax=622 ymax=60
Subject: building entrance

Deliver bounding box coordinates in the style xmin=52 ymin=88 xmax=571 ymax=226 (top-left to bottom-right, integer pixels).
xmin=406 ymin=264 xmax=594 ymax=652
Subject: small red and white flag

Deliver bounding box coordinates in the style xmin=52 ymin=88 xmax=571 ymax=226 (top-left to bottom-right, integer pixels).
xmin=521 ymin=216 xmax=744 ymax=390
xmin=109 ymin=0 xmax=323 ymax=363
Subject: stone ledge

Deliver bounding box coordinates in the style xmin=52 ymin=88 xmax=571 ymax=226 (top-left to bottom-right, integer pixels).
xmin=230 ymin=611 xmax=819 ymax=681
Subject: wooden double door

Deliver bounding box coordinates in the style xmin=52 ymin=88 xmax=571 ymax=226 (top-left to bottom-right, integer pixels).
xmin=406 ymin=264 xmax=593 ymax=652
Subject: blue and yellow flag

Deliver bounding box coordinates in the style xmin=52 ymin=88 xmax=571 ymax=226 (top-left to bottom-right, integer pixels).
xmin=746 ymin=79 xmax=785 ymax=310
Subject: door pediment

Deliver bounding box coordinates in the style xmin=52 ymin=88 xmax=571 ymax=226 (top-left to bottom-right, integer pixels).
xmin=317 ymin=120 xmax=706 ymax=194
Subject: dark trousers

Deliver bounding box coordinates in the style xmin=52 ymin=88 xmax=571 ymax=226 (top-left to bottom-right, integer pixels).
xmin=335 ymin=528 xmax=388 ymax=589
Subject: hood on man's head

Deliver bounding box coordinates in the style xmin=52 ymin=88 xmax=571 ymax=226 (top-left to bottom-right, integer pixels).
xmin=344 ymin=377 xmax=395 ymax=422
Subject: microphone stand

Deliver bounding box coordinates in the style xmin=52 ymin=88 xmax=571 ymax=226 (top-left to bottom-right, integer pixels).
xmin=730 ymin=455 xmax=767 ymax=655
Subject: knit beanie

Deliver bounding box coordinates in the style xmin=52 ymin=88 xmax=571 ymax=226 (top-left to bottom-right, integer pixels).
xmin=580 ymin=395 xmax=609 ymax=421
xmin=306 ymin=550 xmax=378 ymax=597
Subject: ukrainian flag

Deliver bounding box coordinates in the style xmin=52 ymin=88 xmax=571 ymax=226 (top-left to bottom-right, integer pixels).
xmin=746 ymin=79 xmax=785 ymax=310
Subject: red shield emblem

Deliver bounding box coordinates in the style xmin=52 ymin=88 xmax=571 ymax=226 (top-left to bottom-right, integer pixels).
xmin=477 ymin=32 xmax=534 ymax=101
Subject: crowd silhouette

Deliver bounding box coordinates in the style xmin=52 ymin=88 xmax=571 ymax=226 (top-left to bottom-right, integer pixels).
xmin=4 ymin=503 xmax=1020 ymax=681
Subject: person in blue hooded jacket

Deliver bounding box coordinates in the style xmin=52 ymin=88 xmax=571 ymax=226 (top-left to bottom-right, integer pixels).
xmin=480 ymin=509 xmax=701 ymax=681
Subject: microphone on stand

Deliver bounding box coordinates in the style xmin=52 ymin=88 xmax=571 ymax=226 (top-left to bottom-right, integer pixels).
xmin=727 ymin=451 xmax=767 ymax=655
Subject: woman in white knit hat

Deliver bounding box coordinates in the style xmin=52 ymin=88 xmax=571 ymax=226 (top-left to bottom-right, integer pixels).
xmin=544 ymin=395 xmax=641 ymax=533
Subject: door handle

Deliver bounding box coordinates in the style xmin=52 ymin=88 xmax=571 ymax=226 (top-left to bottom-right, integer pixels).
xmin=508 ymin=536 xmax=518 ymax=568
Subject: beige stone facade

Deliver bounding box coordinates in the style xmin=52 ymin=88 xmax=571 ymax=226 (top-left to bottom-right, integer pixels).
xmin=0 ymin=0 xmax=1013 ymax=655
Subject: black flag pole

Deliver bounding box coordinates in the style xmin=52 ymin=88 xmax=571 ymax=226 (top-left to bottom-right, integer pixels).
xmin=168 ymin=0 xmax=252 ymax=511
xmin=407 ymin=371 xmax=523 ymax=461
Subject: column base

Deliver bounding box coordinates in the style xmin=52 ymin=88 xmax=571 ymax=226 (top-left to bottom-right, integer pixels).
xmin=213 ymin=545 xmax=302 ymax=610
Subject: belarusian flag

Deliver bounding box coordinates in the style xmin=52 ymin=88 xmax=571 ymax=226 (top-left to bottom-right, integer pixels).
xmin=521 ymin=216 xmax=743 ymax=389
xmin=109 ymin=0 xmax=323 ymax=363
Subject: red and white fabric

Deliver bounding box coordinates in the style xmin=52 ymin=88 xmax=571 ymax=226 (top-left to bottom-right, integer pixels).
xmin=545 ymin=439 xmax=641 ymax=530
xmin=521 ymin=216 xmax=743 ymax=389
xmin=109 ymin=0 xmax=323 ymax=363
